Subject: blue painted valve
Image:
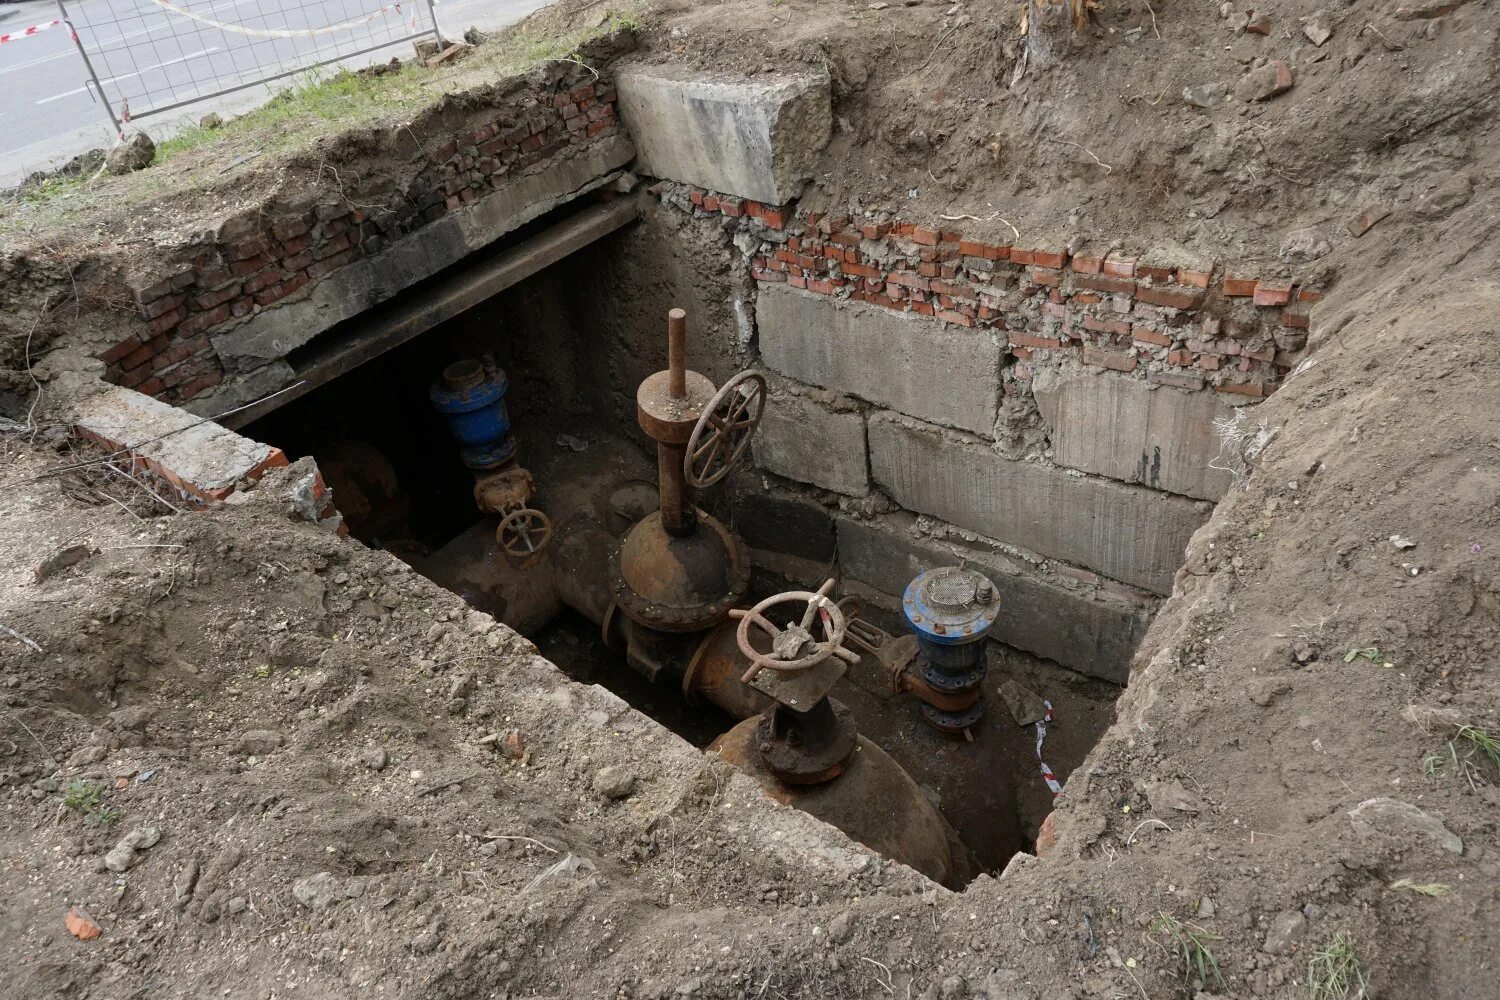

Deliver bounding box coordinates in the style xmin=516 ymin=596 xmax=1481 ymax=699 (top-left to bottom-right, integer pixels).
xmin=902 ymin=566 xmax=1000 ymax=733
xmin=430 ymin=359 xmax=515 ymax=471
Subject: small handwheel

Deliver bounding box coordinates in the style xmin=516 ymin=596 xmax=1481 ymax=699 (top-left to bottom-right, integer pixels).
xmin=684 ymin=370 xmax=767 ymax=489
xmin=728 ymin=579 xmax=860 ymax=683
xmin=497 ymin=507 xmax=553 ymax=560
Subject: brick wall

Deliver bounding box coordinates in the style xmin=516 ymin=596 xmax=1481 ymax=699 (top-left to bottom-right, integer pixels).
xmin=98 ymin=79 xmax=621 ymax=406
xmin=654 ymin=181 xmax=1318 ymax=401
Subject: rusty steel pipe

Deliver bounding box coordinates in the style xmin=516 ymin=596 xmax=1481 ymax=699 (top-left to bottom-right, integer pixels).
xmin=667 ymin=308 xmax=687 ymax=399
xmin=658 ymin=442 xmax=695 ymax=535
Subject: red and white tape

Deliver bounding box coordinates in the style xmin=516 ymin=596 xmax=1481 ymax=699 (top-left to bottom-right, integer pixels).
xmin=1034 ymin=700 xmax=1063 ymax=797
xmin=147 ymin=0 xmax=419 ymax=39
xmin=0 ymin=18 xmax=72 ymax=45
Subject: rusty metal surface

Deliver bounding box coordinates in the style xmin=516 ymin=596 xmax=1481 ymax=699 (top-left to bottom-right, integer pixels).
xmin=684 ymin=370 xmax=767 ymax=489
xmin=754 ymin=698 xmax=858 ymax=785
xmin=472 ymin=467 xmax=533 ymax=515
xmin=611 ymin=509 xmax=751 ymax=633
xmin=636 ymin=370 xmax=715 ymax=444
xmin=656 ymin=442 xmax=695 ymax=536
xmin=683 ymin=622 xmax=775 ymax=719
xmin=711 ymin=724 xmax=958 ymax=887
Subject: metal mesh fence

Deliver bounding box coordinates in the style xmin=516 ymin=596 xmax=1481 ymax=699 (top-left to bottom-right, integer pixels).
xmin=55 ymin=0 xmax=441 ymax=131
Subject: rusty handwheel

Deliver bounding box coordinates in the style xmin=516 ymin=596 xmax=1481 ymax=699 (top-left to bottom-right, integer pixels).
xmin=684 ymin=370 xmax=767 ymax=489
xmin=728 ymin=579 xmax=860 ymax=684
xmin=497 ymin=507 xmax=553 ymax=561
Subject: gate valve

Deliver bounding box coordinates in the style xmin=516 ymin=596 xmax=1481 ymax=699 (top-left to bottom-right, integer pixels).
xmin=684 ymin=370 xmax=767 ymax=489
xmin=729 ymin=579 xmax=860 ymax=686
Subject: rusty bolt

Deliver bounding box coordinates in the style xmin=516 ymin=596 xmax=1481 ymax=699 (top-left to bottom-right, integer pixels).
xmin=977 ymin=580 xmax=994 ymax=603
xmin=935 ymin=624 xmax=947 ymax=635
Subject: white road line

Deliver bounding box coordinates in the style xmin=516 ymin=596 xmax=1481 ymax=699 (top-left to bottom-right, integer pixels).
xmin=0 ymin=0 xmax=260 ymax=78
xmin=35 ymin=45 xmax=219 ymax=104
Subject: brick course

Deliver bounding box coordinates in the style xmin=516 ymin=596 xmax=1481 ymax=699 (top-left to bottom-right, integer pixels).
xmin=99 ymin=78 xmax=621 ymax=406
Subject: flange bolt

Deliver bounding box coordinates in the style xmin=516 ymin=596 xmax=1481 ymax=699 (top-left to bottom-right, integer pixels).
xmin=977 ymin=580 xmax=994 ymax=603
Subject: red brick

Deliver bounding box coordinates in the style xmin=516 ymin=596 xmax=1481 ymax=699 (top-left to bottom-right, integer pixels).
xmin=1215 ymin=381 xmax=1272 ymax=397
xmin=936 ymin=309 xmax=975 ymax=327
xmin=141 ymin=292 xmax=187 ymax=320
xmin=1069 ymin=252 xmax=1106 ymax=275
xmin=758 ymin=206 xmax=789 ymax=228
xmin=1297 ymin=288 xmax=1324 ymax=302
xmin=230 ymin=252 xmax=273 ymax=277
xmin=281 ymin=234 xmax=310 ymax=256
xmin=1198 ymin=354 xmax=1223 ymax=371
xmin=1082 ymin=315 xmax=1132 ymax=338
xmin=1010 ymin=347 xmax=1033 ymax=361
xmin=1132 ymin=327 xmax=1174 ymax=347
xmin=1136 ymin=261 xmax=1175 ymax=283
xmin=808 ymin=278 xmax=842 ymax=295
xmin=134 ymin=376 xmax=166 ymax=397
xmin=1135 ymin=285 xmax=1206 ymax=310
xmin=1075 ymin=274 xmax=1137 ymax=296
xmin=1012 ymin=247 xmax=1068 ymax=269
xmin=1082 ymin=347 xmax=1138 ymax=372
xmin=1011 ymin=333 xmax=1066 ymax=350
xmin=151 ymin=307 xmax=186 ymax=335
xmin=176 ymin=370 xmax=223 ymax=400
xmin=99 ymin=336 xmax=145 ymax=366
xmin=1223 ymin=276 xmax=1258 ymax=297
xmin=1177 ymin=266 xmax=1214 ymax=288
xmin=231 ymin=238 xmax=267 ymax=261
xmin=752 ymin=268 xmax=787 ymax=283
xmin=1028 ymin=267 xmax=1061 ymax=286
xmin=175 ymin=304 xmax=232 ymax=338
xmin=1280 ymin=309 xmax=1311 ymax=330
xmin=862 ymin=222 xmax=891 ymax=239
xmin=1166 ymin=349 xmax=1196 ymax=366
xmin=1102 ymin=254 xmax=1138 ymax=278
xmin=1253 ymin=281 xmax=1294 ymax=306
xmin=886 ymin=270 xmax=931 ymax=291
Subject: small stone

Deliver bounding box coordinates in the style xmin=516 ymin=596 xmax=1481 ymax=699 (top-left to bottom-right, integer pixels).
xmin=105 ymin=133 xmax=156 ymax=175
xmin=1182 ymin=82 xmax=1228 ymax=109
xmin=1197 ymin=896 xmax=1216 ymax=918
xmin=828 ymin=912 xmax=853 ymax=942
xmin=1263 ymin=909 xmax=1306 ymax=954
xmin=501 ymin=730 xmax=527 ymax=759
xmin=1348 ymin=797 xmax=1462 ymax=855
xmin=1395 ymin=0 xmax=1476 ymax=20
xmin=940 ymin=975 xmax=965 ymax=1000
xmin=1302 ymin=10 xmax=1333 ymax=45
xmin=1346 ymin=204 xmax=1391 ymax=237
xmin=199 ymin=112 xmax=224 ymax=129
xmin=291 ymin=871 xmax=363 ymax=910
xmin=1234 ymin=60 xmax=1294 ymax=102
xmin=104 ymin=826 xmax=162 ymax=872
xmin=237 ymin=730 xmax=284 ymax=756
xmin=175 ymin=859 xmax=201 ymax=901
xmin=594 ymin=765 xmax=637 ymax=800
xmin=1246 ymin=12 xmax=1271 ymax=33
xmin=361 ymin=747 xmax=388 ymax=771
xmin=65 ymin=906 xmax=103 ymax=941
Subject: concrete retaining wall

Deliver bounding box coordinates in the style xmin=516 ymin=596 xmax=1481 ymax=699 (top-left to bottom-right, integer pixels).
xmin=753 ymin=391 xmax=869 ymax=495
xmin=759 ymin=284 xmax=1002 ymax=436
xmin=1033 ymin=370 xmax=1236 ymax=501
xmin=868 ymin=413 xmax=1208 ymax=595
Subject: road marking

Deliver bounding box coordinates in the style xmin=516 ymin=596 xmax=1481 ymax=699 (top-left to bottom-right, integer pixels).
xmin=36 ymin=45 xmax=219 ymax=104
xmin=0 ymin=0 xmax=258 ymax=78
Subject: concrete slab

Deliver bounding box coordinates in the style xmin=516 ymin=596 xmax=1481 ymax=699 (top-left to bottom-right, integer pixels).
xmin=867 ymin=413 xmax=1209 ymax=595
xmin=1033 ymin=370 xmax=1235 ymax=500
xmin=758 ymin=285 xmax=1002 ymax=436
xmin=71 ymin=385 xmax=286 ymax=500
xmin=754 ymin=392 xmax=868 ymax=495
xmin=837 ymin=514 xmax=1150 ymax=684
xmin=209 ymin=134 xmax=634 ymax=375
xmin=615 ymin=65 xmax=830 ymax=205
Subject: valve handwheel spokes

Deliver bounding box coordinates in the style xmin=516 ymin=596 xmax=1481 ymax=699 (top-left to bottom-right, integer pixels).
xmin=497 ymin=507 xmax=553 ymax=560
xmin=684 ymin=370 xmax=767 ymax=489
xmin=729 ymin=579 xmax=861 ymax=683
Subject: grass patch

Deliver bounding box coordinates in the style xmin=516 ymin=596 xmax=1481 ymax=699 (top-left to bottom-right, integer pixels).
xmin=1149 ymin=912 xmax=1225 ymax=991
xmin=1307 ymin=931 xmax=1367 ymax=1000
xmin=1388 ymin=878 xmax=1450 ymax=897
xmin=1423 ymin=724 xmax=1500 ymax=787
xmin=60 ymin=778 xmax=121 ymax=827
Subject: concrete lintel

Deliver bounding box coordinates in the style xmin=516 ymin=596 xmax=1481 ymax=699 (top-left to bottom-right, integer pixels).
xmin=219 ymin=197 xmax=640 ymax=429
xmin=209 ymin=133 xmax=634 ymax=375
xmin=615 ymin=64 xmax=830 ymax=205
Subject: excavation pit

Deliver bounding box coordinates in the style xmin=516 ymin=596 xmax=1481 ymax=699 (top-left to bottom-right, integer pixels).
xmin=235 ymin=220 xmax=1145 ymax=886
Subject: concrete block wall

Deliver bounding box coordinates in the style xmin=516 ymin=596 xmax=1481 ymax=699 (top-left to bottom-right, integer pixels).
xmin=96 ymin=75 xmax=628 ymax=409
xmin=639 ymin=177 xmax=1322 ymax=680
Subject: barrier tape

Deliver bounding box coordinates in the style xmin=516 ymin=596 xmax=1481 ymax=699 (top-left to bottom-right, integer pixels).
xmin=145 ymin=0 xmax=419 ymax=39
xmin=1034 ymin=700 xmax=1063 ymax=797
xmin=0 ymin=19 xmax=72 ymax=45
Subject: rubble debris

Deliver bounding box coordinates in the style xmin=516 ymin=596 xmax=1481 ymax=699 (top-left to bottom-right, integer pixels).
xmin=105 ymin=133 xmax=156 ymax=175
xmin=104 ymin=826 xmax=163 ymax=872
xmin=1348 ymin=798 xmax=1462 ymax=854
xmin=33 ymin=543 xmax=95 ymax=584
xmin=1235 ymin=60 xmax=1294 ymax=102
xmin=65 ymin=906 xmax=103 ymax=941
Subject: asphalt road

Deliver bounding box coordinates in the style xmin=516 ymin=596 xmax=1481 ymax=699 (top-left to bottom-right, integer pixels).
xmin=0 ymin=0 xmax=554 ymax=184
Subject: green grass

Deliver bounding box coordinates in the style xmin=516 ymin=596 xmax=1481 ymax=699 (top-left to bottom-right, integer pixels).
xmin=1307 ymin=932 xmax=1367 ymax=1000
xmin=60 ymin=778 xmax=121 ymax=827
xmin=1423 ymin=724 xmax=1500 ymax=785
xmin=1150 ymin=912 xmax=1225 ymax=991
